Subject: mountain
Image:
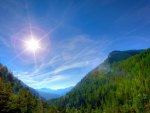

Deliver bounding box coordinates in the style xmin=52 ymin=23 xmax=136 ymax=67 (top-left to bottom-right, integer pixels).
xmin=37 ymin=87 xmax=73 ymax=100
xmin=0 ymin=64 xmax=40 ymax=97
xmin=1 ymin=48 xmax=149 ymax=113
xmin=49 ymin=48 xmax=150 ymax=113
xmin=19 ymin=80 xmax=40 ymax=97
xmin=105 ymin=50 xmax=144 ymax=64
xmin=0 ymin=64 xmax=46 ymax=112
xmin=37 ymin=91 xmax=60 ymax=101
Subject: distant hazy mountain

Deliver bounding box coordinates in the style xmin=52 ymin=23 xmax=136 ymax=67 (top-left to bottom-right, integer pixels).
xmin=37 ymin=86 xmax=73 ymax=100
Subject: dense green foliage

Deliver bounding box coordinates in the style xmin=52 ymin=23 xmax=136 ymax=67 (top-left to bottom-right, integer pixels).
xmin=49 ymin=49 xmax=150 ymax=113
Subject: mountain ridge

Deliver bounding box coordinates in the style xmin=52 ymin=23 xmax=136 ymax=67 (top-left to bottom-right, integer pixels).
xmin=36 ymin=86 xmax=73 ymax=100
xmin=0 ymin=63 xmax=46 ymax=112
xmin=49 ymin=48 xmax=150 ymax=113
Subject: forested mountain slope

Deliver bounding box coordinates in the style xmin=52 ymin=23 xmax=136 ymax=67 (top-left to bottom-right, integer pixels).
xmin=49 ymin=49 xmax=150 ymax=113
xmin=0 ymin=64 xmax=46 ymax=113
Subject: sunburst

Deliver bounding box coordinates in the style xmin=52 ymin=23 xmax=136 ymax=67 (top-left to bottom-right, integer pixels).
xmin=24 ymin=36 xmax=41 ymax=53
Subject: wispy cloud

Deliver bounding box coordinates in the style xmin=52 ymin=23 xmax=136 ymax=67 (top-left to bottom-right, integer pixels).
xmin=17 ymin=74 xmax=68 ymax=88
xmin=13 ymin=34 xmax=111 ymax=89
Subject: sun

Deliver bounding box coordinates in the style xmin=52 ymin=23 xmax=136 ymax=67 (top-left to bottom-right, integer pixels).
xmin=24 ymin=36 xmax=41 ymax=53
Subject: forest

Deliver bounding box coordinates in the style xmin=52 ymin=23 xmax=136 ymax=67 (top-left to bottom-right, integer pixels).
xmin=0 ymin=48 xmax=150 ymax=113
xmin=49 ymin=49 xmax=150 ymax=113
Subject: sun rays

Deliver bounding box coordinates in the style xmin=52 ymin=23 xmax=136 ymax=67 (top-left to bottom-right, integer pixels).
xmin=24 ymin=36 xmax=41 ymax=53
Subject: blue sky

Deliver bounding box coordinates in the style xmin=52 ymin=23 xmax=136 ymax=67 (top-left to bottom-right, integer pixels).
xmin=0 ymin=0 xmax=150 ymax=89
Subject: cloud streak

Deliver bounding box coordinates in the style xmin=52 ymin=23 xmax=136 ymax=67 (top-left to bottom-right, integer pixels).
xmin=13 ymin=34 xmax=111 ymax=89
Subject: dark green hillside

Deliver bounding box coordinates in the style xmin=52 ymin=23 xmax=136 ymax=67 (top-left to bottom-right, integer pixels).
xmin=49 ymin=49 xmax=150 ymax=113
xmin=0 ymin=64 xmax=46 ymax=113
